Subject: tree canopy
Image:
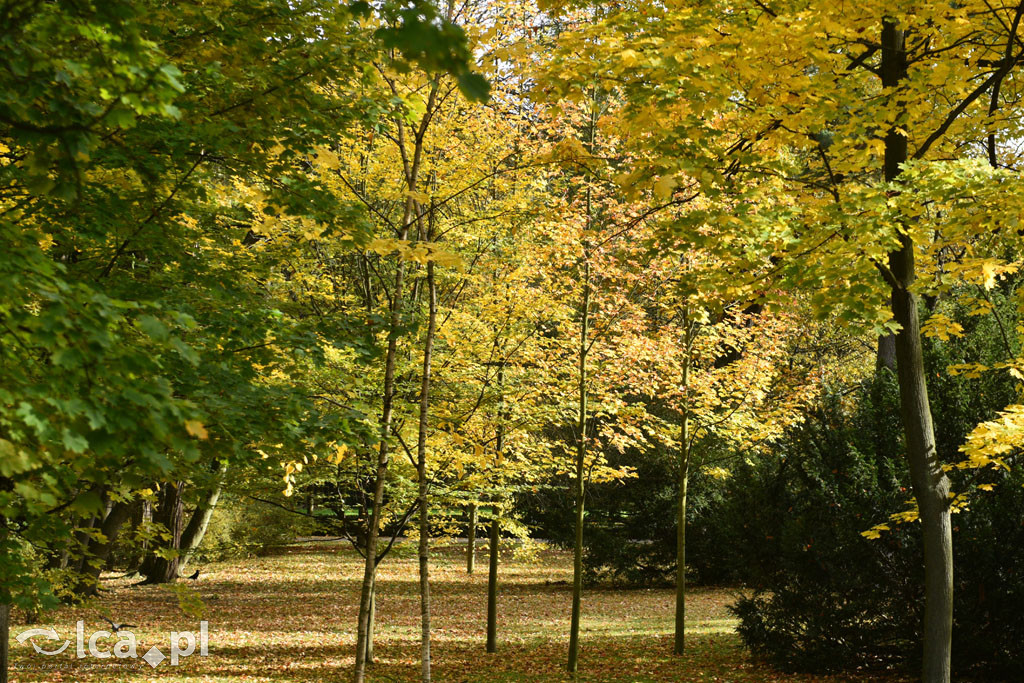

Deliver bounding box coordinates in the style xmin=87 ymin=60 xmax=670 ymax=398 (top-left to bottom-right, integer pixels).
xmin=2 ymin=2 xmax=1024 ymax=683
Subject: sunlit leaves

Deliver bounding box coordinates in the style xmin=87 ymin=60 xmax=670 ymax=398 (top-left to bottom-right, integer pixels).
xmin=957 ymin=405 xmax=1024 ymax=471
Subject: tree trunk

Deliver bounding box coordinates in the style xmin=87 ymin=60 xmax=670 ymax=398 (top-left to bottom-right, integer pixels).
xmin=353 ymin=194 xmax=413 ymax=683
xmin=70 ymin=512 xmax=99 ymax=574
xmin=0 ymin=602 xmax=8 ymax=683
xmin=141 ymin=481 xmax=185 ymax=584
xmin=365 ymin=580 xmax=375 ymax=664
xmin=882 ymin=20 xmax=953 ymax=683
xmin=0 ymin=487 xmax=9 ymax=683
xmin=353 ymin=19 xmax=449 ymax=676
xmin=876 ymin=333 xmax=897 ymax=372
xmin=353 ymin=292 xmax=401 ymax=682
xmin=567 ymin=260 xmax=590 ymax=674
xmin=466 ymin=504 xmax=477 ymax=574
xmin=674 ymin=322 xmax=692 ymax=656
xmin=415 ymin=253 xmax=439 ymax=682
xmin=77 ymin=500 xmax=133 ymax=596
xmin=486 ymin=367 xmax=505 ymax=653
xmin=180 ymin=463 xmax=228 ymax=570
xmin=486 ymin=506 xmax=500 ymax=653
xmin=119 ymin=498 xmax=147 ymax=572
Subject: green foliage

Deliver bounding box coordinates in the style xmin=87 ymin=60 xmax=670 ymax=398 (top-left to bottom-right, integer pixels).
xmin=196 ymin=496 xmax=315 ymax=560
xmin=727 ymin=382 xmax=919 ymax=672
xmin=369 ymin=0 xmax=491 ymax=102
xmin=724 ymin=294 xmax=1024 ymax=677
xmin=519 ymin=437 xmax=730 ymax=587
xmin=0 ymin=0 xmax=487 ymax=612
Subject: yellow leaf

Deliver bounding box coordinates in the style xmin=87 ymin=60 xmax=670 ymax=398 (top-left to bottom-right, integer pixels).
xmin=619 ymin=49 xmax=640 ymax=68
xmin=330 ymin=444 xmax=348 ymax=465
xmin=921 ymin=313 xmax=963 ymax=341
xmin=185 ymin=420 xmax=209 ymax=440
xmin=981 ymin=260 xmax=999 ymax=289
xmin=653 ymin=173 xmax=677 ymax=199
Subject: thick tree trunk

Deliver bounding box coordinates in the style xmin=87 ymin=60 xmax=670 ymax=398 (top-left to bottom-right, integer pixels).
xmin=70 ymin=513 xmax=99 ymax=574
xmin=78 ymin=500 xmax=133 ymax=595
xmin=141 ymin=481 xmax=185 ymax=584
xmin=882 ymin=20 xmax=953 ymax=683
xmin=567 ymin=260 xmax=590 ymax=674
xmin=415 ymin=255 xmax=438 ymax=682
xmin=891 ymin=276 xmax=952 ymax=683
xmin=119 ymin=498 xmax=147 ymax=572
xmin=466 ymin=504 xmax=477 ymax=574
xmin=180 ymin=463 xmax=227 ymax=570
xmin=876 ymin=333 xmax=897 ymax=372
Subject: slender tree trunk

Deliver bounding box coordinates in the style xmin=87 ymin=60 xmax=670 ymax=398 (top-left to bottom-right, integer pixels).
xmin=353 ymin=12 xmax=449 ymax=675
xmin=415 ymin=254 xmax=439 ymax=682
xmin=0 ymin=490 xmax=9 ymax=683
xmin=486 ymin=505 xmax=500 ymax=653
xmin=365 ymin=580 xmax=375 ymax=664
xmin=567 ymin=90 xmax=600 ymax=674
xmin=466 ymin=504 xmax=477 ymax=574
xmin=882 ymin=20 xmax=953 ymax=683
xmin=567 ymin=260 xmax=590 ymax=674
xmin=674 ymin=322 xmax=692 ymax=656
xmin=354 ymin=153 xmax=421 ymax=679
xmin=180 ymin=463 xmax=228 ymax=570
xmin=141 ymin=481 xmax=185 ymax=584
xmin=353 ymin=253 xmax=405 ymax=682
xmin=486 ymin=367 xmax=504 ymax=653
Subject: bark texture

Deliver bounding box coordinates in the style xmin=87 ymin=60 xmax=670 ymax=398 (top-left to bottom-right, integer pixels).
xmin=882 ymin=20 xmax=953 ymax=683
xmin=141 ymin=481 xmax=185 ymax=584
xmin=466 ymin=504 xmax=477 ymax=574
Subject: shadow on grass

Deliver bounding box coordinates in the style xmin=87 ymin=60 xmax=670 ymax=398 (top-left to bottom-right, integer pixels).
xmin=7 ymin=541 xmax=903 ymax=683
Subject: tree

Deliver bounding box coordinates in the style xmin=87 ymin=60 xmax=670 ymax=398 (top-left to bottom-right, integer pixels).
xmin=533 ymin=87 xmax=696 ymax=673
xmin=538 ymin=2 xmax=1024 ymax=679
xmin=0 ymin=2 xmax=486 ymax=681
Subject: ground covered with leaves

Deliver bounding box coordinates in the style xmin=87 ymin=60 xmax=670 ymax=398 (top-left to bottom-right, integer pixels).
xmin=8 ymin=541 xmax=907 ymax=682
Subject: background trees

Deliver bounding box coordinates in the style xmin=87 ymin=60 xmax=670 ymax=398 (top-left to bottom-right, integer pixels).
xmin=535 ymin=2 xmax=1024 ymax=680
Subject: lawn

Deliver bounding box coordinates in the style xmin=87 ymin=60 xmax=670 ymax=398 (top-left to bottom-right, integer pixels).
xmin=8 ymin=541 xmax=905 ymax=682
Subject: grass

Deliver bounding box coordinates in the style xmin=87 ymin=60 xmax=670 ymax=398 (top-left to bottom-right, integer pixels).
xmin=7 ymin=540 xmax=906 ymax=682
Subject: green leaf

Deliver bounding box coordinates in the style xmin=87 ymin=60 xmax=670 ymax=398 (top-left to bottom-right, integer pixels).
xmin=0 ymin=439 xmax=35 ymax=476
xmin=69 ymin=490 xmax=104 ymax=515
xmin=457 ymin=71 xmax=490 ymax=103
xmin=62 ymin=429 xmax=89 ymax=453
xmin=138 ymin=314 xmax=169 ymax=342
